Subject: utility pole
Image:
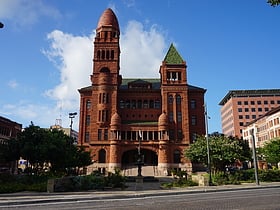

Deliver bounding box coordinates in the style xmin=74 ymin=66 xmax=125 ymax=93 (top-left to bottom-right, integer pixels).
xmin=204 ymin=104 xmax=212 ymax=185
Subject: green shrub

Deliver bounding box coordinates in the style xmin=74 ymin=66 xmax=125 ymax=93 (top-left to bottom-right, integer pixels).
xmin=104 ymin=169 xmax=126 ymax=189
xmin=25 ymin=183 xmax=47 ymax=192
xmin=0 ymin=181 xmax=47 ymax=193
xmin=0 ymin=174 xmax=48 ymax=193
xmin=161 ymin=178 xmax=198 ymax=188
xmin=212 ymin=172 xmax=241 ymax=185
xmin=211 ymin=169 xmax=280 ymax=185
xmin=80 ymin=174 xmax=105 ymax=190
xmin=0 ymin=183 xmax=25 ymax=193
xmin=259 ymin=169 xmax=280 ymax=182
xmin=237 ymin=169 xmax=255 ymax=181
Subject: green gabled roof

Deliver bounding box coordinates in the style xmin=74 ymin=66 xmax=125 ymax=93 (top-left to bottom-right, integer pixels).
xmin=164 ymin=43 xmax=184 ymax=64
xmin=128 ymin=79 xmax=150 ymax=84
xmin=120 ymin=78 xmax=161 ymax=90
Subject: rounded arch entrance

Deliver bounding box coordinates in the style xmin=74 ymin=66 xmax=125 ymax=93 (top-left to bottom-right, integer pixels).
xmin=121 ymin=148 xmax=158 ymax=167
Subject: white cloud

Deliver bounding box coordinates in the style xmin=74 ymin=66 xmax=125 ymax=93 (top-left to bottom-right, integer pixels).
xmin=43 ymin=30 xmax=93 ymax=112
xmin=0 ymin=0 xmax=61 ymax=27
xmin=121 ymin=21 xmax=166 ymax=78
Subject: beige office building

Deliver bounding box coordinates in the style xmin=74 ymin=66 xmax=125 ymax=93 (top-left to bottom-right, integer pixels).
xmin=243 ymin=106 xmax=280 ymax=148
xmin=219 ymin=89 xmax=280 ymax=138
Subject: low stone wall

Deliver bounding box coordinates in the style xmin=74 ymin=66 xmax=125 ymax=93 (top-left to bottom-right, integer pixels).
xmin=47 ymin=177 xmax=74 ymax=193
xmin=191 ymin=172 xmax=209 ymax=186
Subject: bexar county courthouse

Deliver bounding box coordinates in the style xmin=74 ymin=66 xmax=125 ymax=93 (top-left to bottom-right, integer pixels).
xmin=78 ymin=8 xmax=206 ymax=176
xmin=219 ymin=89 xmax=280 ymax=138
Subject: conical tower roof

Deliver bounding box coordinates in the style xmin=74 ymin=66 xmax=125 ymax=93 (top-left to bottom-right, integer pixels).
xmin=97 ymin=8 xmax=119 ymax=31
xmin=163 ymin=43 xmax=184 ymax=64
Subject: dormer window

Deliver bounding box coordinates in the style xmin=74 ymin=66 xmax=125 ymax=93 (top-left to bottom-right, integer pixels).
xmin=128 ymin=79 xmax=152 ymax=89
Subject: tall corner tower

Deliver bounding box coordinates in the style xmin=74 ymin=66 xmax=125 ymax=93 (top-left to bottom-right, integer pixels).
xmin=78 ymin=8 xmax=121 ymax=151
xmin=159 ymin=43 xmax=190 ymax=144
xmin=90 ymin=8 xmax=121 ymax=129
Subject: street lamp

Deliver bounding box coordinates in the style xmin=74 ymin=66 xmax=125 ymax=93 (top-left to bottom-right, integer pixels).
xmin=204 ymin=104 xmax=212 ymax=185
xmin=69 ymin=112 xmax=77 ymax=136
xmin=136 ymin=130 xmax=144 ymax=177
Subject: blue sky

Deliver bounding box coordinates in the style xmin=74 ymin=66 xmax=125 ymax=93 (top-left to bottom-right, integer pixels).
xmin=0 ymin=0 xmax=279 ymax=133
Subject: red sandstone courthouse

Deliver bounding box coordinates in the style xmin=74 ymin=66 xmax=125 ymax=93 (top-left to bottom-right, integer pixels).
xmin=78 ymin=8 xmax=206 ymax=176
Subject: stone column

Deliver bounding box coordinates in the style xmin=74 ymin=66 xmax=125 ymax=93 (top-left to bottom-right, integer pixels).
xmin=108 ymin=140 xmax=121 ymax=172
xmin=158 ymin=140 xmax=169 ymax=176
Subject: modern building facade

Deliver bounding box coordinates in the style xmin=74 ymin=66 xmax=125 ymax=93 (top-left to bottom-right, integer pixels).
xmin=78 ymin=8 xmax=206 ymax=176
xmin=243 ymin=106 xmax=280 ymax=148
xmin=219 ymin=89 xmax=280 ymax=138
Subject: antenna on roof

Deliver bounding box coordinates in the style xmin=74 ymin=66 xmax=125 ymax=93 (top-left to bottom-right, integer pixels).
xmin=54 ymin=101 xmax=63 ymax=127
xmin=55 ymin=119 xmax=62 ymax=127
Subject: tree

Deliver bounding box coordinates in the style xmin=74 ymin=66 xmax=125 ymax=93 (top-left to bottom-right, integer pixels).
xmin=268 ymin=0 xmax=280 ymax=7
xmin=185 ymin=134 xmax=251 ymax=173
xmin=18 ymin=123 xmax=50 ymax=173
xmin=46 ymin=128 xmax=92 ymax=175
xmin=260 ymin=138 xmax=280 ymax=166
xmin=0 ymin=137 xmax=20 ymax=173
xmin=18 ymin=123 xmax=92 ymax=175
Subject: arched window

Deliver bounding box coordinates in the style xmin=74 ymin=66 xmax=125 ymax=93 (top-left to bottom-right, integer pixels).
xmin=99 ymin=149 xmax=106 ymax=163
xmin=174 ymin=150 xmax=181 ymax=163
xmin=111 ymin=50 xmax=114 ymax=59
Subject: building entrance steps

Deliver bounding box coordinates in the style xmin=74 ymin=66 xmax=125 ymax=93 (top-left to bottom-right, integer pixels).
xmin=122 ymin=165 xmax=159 ymax=177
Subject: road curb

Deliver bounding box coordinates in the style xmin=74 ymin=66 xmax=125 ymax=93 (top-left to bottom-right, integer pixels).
xmin=1 ymin=183 xmax=280 ymax=206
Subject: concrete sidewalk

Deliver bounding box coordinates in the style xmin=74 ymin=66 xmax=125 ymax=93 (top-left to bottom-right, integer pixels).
xmin=0 ymin=182 xmax=280 ymax=206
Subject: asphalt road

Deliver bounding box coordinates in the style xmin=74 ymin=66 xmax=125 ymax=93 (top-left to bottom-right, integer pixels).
xmin=1 ymin=187 xmax=280 ymax=210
